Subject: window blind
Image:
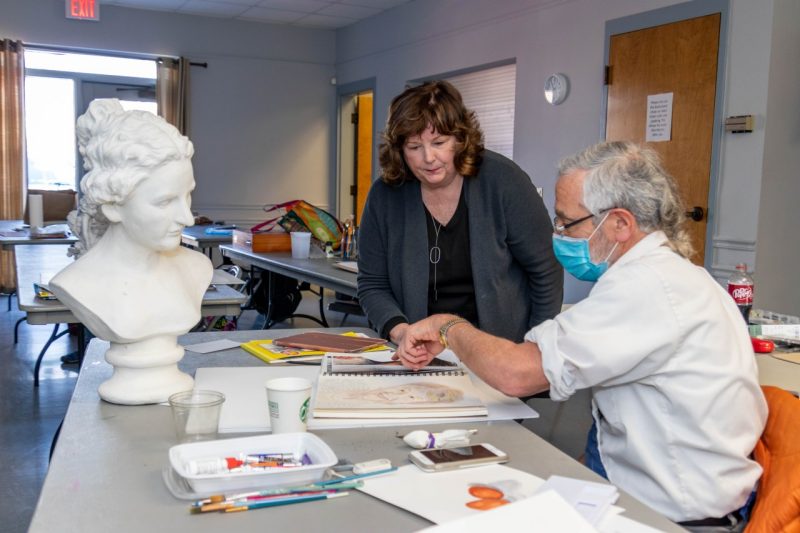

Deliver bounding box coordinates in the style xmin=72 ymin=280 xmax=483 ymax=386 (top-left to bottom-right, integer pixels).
xmin=445 ymin=63 xmax=516 ymax=159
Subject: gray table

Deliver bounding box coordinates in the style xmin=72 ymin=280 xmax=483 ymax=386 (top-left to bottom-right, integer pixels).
xmin=181 ymin=225 xmax=234 ymax=259
xmin=15 ymin=245 xmax=247 ymax=385
xmin=220 ymin=243 xmax=359 ymax=328
xmin=29 ymin=328 xmax=683 ymax=532
xmin=0 ymin=219 xmax=77 ymax=250
xmin=220 ymin=244 xmax=357 ymax=298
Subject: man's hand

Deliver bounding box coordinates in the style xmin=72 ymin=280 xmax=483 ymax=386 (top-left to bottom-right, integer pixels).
xmin=396 ymin=314 xmax=458 ymax=370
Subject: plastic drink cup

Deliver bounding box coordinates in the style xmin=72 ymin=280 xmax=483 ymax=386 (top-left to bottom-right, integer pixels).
xmin=290 ymin=232 xmax=312 ymax=259
xmin=168 ymin=390 xmax=225 ymax=443
xmin=265 ymin=377 xmax=312 ymax=434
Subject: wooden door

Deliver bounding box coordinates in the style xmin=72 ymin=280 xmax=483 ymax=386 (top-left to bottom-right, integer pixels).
xmin=355 ymin=91 xmax=373 ymax=225
xmin=606 ymin=13 xmax=720 ymax=264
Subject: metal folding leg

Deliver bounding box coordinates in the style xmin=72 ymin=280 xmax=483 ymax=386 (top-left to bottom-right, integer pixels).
xmin=14 ymin=317 xmax=25 ymax=343
xmin=33 ymin=324 xmax=70 ymax=387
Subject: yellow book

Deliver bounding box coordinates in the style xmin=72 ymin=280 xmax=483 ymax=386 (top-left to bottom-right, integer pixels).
xmin=241 ymin=332 xmax=390 ymax=364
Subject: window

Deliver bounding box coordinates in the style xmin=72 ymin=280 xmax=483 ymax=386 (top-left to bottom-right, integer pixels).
xmin=23 ymin=49 xmax=157 ymax=190
xmin=445 ymin=63 xmax=516 ymax=159
xmin=24 ymin=76 xmax=77 ymax=190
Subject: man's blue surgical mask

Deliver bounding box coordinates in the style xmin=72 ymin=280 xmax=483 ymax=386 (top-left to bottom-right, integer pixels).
xmin=552 ymin=213 xmax=617 ymax=282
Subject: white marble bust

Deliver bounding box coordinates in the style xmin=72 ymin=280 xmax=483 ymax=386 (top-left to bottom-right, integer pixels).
xmin=50 ymin=99 xmax=212 ymax=405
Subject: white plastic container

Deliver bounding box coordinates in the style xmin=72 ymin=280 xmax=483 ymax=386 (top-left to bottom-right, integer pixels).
xmin=168 ymin=432 xmax=337 ymax=493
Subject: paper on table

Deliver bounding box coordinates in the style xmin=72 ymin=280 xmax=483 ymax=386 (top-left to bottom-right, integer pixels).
xmin=416 ymin=489 xmax=596 ymax=533
xmin=334 ymin=261 xmax=358 ymax=274
xmin=599 ymin=513 xmax=665 ymax=533
xmin=359 ymin=464 xmax=544 ymax=524
xmin=183 ymin=339 xmax=242 ymax=354
xmin=210 ymin=269 xmax=246 ymax=285
xmin=534 ymin=475 xmax=619 ymax=527
xmin=192 ymin=363 xmax=538 ymax=433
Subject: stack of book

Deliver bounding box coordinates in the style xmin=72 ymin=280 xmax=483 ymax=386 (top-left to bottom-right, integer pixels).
xmin=240 ymin=331 xmax=390 ymax=364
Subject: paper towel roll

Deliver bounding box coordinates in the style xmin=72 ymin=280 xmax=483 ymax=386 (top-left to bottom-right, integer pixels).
xmin=29 ymin=194 xmax=44 ymax=229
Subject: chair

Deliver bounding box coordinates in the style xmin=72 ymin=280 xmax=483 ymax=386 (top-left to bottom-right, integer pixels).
xmin=23 ymin=189 xmax=77 ymax=224
xmin=327 ymin=293 xmax=365 ymax=327
xmin=745 ymin=386 xmax=800 ymax=533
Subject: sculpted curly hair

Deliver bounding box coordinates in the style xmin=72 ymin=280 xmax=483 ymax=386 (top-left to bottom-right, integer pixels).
xmin=68 ymin=99 xmax=193 ymax=257
xmin=379 ymin=81 xmax=484 ymax=185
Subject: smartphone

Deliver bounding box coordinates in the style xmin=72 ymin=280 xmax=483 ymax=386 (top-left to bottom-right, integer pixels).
xmin=409 ymin=443 xmax=509 ymax=472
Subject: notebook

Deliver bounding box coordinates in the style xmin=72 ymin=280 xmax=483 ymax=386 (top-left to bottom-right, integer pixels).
xmin=273 ymin=332 xmax=388 ymax=353
xmin=334 ymin=261 xmax=358 ymax=274
xmin=312 ymin=353 xmax=488 ymax=419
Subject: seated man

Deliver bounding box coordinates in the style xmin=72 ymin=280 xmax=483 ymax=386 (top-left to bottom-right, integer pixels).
xmin=398 ymin=141 xmax=767 ymax=529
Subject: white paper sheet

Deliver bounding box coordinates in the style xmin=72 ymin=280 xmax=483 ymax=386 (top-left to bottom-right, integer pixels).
xmin=535 ymin=475 xmax=619 ymax=527
xmin=417 ymin=489 xmax=596 ymax=532
xmin=193 ymin=366 xmax=538 ymax=432
xmin=183 ymin=339 xmax=242 ymax=354
xmin=359 ymin=464 xmax=544 ymax=524
xmin=646 ymin=92 xmax=673 ymax=142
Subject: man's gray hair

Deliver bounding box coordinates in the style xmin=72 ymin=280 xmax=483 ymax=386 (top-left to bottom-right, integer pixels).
xmin=558 ymin=141 xmax=694 ymax=259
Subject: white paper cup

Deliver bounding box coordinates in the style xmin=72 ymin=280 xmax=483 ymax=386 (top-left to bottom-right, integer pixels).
xmin=265 ymin=377 xmax=312 ymax=434
xmin=168 ymin=390 xmax=225 ymax=443
xmin=290 ymin=232 xmax=312 ymax=259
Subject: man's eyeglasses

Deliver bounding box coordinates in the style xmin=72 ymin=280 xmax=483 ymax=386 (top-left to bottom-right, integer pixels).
xmin=553 ymin=208 xmax=613 ymax=234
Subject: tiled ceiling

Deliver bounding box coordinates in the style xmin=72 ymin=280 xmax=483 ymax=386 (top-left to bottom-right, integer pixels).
xmin=102 ymin=0 xmax=413 ymax=29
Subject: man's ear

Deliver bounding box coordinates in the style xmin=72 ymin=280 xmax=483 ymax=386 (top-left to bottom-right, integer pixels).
xmin=101 ymin=203 xmax=122 ymax=223
xmin=610 ymin=209 xmax=637 ymax=243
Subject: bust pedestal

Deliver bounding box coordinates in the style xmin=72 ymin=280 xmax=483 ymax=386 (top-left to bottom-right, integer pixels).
xmin=98 ymin=335 xmax=193 ymax=405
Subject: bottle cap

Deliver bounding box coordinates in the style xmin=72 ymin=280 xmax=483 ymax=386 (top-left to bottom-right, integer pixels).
xmin=735 ymin=263 xmax=748 ymax=272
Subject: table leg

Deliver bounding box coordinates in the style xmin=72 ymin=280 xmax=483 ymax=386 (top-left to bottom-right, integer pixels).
xmin=317 ymin=286 xmax=329 ymax=328
xmin=14 ymin=316 xmax=25 ymax=344
xmin=260 ymin=269 xmax=276 ymax=330
xmin=33 ymin=324 xmax=70 ymax=387
xmin=77 ymin=326 xmax=86 ymax=366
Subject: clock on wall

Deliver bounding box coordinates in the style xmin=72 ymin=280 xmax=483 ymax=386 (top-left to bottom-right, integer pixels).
xmin=544 ymin=73 xmax=569 ymax=105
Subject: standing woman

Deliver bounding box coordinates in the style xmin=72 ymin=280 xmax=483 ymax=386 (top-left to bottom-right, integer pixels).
xmin=358 ymin=81 xmax=562 ymax=352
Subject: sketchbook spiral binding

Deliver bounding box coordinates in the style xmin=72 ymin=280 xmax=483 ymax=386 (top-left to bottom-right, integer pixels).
xmin=322 ymin=354 xmax=464 ymax=377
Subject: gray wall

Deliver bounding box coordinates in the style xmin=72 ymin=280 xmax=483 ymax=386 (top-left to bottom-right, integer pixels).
xmin=0 ymin=0 xmax=336 ymax=226
xmin=754 ymin=0 xmax=800 ymax=315
xmin=2 ymin=0 xmax=795 ymax=312
xmin=335 ymin=0 xmax=789 ymax=306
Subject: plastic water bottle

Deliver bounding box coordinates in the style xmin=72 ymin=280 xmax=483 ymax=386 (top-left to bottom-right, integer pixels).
xmin=727 ymin=263 xmax=754 ymax=323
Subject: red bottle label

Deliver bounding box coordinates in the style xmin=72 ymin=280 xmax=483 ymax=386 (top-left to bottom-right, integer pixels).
xmin=728 ymin=284 xmax=753 ymax=304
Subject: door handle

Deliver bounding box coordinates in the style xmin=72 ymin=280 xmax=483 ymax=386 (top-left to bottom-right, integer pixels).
xmin=685 ymin=206 xmax=704 ymax=222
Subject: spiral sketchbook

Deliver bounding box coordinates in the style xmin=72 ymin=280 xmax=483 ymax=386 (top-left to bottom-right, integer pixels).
xmin=312 ymin=353 xmax=488 ymax=419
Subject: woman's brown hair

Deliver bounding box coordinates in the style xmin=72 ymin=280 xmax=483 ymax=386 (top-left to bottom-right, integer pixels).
xmin=378 ymin=80 xmax=484 ymax=185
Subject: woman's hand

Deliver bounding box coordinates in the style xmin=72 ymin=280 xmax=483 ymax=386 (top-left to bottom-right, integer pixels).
xmin=389 ymin=323 xmax=411 ymax=363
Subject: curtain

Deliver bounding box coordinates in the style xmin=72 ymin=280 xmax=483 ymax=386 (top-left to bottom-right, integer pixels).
xmin=0 ymin=39 xmax=25 ymax=293
xmin=156 ymin=56 xmax=189 ymax=135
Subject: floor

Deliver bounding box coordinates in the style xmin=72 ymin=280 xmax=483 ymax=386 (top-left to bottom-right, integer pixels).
xmin=0 ymin=288 xmax=592 ymax=533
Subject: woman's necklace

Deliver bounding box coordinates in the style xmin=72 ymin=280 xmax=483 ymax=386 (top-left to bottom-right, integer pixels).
xmin=429 ymin=212 xmax=442 ymax=302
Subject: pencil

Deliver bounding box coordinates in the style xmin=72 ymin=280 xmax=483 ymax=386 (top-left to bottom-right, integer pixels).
xmin=223 ymin=491 xmax=349 ymax=513
xmin=191 ymin=480 xmax=362 ymax=510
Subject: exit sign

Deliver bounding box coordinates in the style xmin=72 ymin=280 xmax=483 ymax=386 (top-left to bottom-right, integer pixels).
xmin=66 ymin=0 xmax=99 ymax=21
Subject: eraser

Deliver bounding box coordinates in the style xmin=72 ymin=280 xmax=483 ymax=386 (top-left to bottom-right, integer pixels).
xmin=353 ymin=458 xmax=392 ymax=474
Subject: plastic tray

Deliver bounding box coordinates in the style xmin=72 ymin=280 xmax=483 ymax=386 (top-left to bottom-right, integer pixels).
xmin=168 ymin=433 xmax=337 ymax=493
